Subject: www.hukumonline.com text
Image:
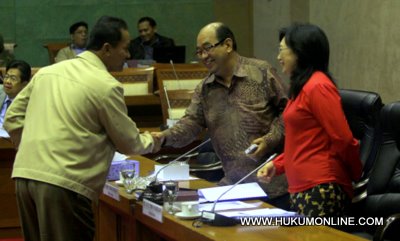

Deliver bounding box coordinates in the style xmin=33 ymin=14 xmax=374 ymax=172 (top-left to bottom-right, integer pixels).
xmin=240 ymin=216 xmax=384 ymax=226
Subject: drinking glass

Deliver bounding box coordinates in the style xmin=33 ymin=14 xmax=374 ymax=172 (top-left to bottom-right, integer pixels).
xmin=163 ymin=180 xmax=179 ymax=214
xmin=120 ymin=161 xmax=136 ymax=194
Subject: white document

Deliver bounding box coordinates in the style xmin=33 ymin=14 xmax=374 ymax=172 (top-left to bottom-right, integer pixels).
xmin=199 ymin=201 xmax=261 ymax=212
xmin=146 ymin=172 xmax=199 ymax=182
xmin=218 ymin=208 xmax=297 ymax=217
xmin=112 ymin=152 xmax=128 ymax=162
xmin=147 ymin=169 xmax=199 ymax=182
xmin=158 ymin=176 xmax=199 ymax=182
xmin=198 ymin=182 xmax=267 ymax=202
xmin=0 ymin=127 xmax=9 ymax=138
xmin=154 ymin=163 xmax=190 ymax=180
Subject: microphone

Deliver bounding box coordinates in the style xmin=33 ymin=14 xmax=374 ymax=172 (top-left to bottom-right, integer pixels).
xmin=200 ymin=153 xmax=278 ymax=226
xmin=141 ymin=139 xmax=211 ymax=203
xmin=162 ymin=60 xmax=181 ymax=128
xmin=153 ymin=138 xmax=211 ymax=182
xmin=170 ymin=59 xmax=180 ymax=81
xmin=163 ymin=85 xmax=172 ymax=110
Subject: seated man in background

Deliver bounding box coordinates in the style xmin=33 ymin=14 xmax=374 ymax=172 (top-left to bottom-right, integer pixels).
xmin=0 ymin=34 xmax=15 ymax=67
xmin=0 ymin=60 xmax=31 ymax=130
xmin=55 ymin=21 xmax=88 ymax=63
xmin=128 ymin=16 xmax=175 ymax=60
xmin=152 ymin=22 xmax=289 ymax=208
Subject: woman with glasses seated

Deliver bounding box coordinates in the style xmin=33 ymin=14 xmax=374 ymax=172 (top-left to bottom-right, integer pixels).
xmin=258 ymin=23 xmax=362 ymax=217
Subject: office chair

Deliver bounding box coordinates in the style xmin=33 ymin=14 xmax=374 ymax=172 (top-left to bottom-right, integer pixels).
xmin=111 ymin=67 xmax=154 ymax=96
xmin=43 ymin=42 xmax=69 ymax=64
xmin=153 ymin=134 xmax=224 ymax=183
xmin=155 ymin=65 xmax=208 ymax=124
xmin=154 ymin=65 xmax=223 ymax=181
xmin=188 ymin=133 xmax=224 ymax=182
xmin=350 ymin=101 xmax=400 ymax=241
xmin=339 ymin=89 xmax=383 ymax=199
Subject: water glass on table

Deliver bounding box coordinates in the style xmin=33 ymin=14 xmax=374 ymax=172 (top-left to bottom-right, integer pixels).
xmin=163 ymin=180 xmax=179 ymax=214
xmin=120 ymin=160 xmax=136 ymax=194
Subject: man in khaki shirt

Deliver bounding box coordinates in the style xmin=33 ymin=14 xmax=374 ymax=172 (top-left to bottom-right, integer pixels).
xmin=4 ymin=16 xmax=158 ymax=241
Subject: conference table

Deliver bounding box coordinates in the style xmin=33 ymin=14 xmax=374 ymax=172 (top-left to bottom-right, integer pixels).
xmin=0 ymin=137 xmax=20 ymax=238
xmin=96 ymin=155 xmax=368 ymax=241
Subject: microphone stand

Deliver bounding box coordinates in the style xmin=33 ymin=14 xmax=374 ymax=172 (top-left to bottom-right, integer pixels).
xmin=153 ymin=138 xmax=211 ymax=182
xmin=141 ymin=139 xmax=211 ymax=203
xmin=170 ymin=59 xmax=180 ymax=81
xmin=201 ymin=153 xmax=278 ymax=226
xmin=163 ymin=60 xmax=181 ymax=128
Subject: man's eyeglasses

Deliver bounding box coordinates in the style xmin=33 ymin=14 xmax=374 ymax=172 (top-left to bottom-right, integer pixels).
xmin=195 ymin=39 xmax=226 ymax=57
xmin=4 ymin=74 xmax=20 ymax=82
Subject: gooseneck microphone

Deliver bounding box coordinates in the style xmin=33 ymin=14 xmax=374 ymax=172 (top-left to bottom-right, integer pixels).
xmin=170 ymin=59 xmax=180 ymax=81
xmin=141 ymin=138 xmax=212 ymax=203
xmin=153 ymin=138 xmax=211 ymax=182
xmin=164 ymin=86 xmax=172 ymax=111
xmin=200 ymin=153 xmax=278 ymax=226
xmin=163 ymin=60 xmax=182 ymax=127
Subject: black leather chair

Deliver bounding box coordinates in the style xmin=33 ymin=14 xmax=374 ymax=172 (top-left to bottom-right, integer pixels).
xmin=350 ymin=101 xmax=400 ymax=241
xmin=185 ymin=139 xmax=224 ymax=182
xmin=339 ymin=89 xmax=383 ymax=199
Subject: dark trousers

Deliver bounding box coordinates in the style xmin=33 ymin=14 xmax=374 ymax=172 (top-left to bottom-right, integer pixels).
xmin=15 ymin=178 xmax=95 ymax=241
xmin=262 ymin=193 xmax=291 ymax=211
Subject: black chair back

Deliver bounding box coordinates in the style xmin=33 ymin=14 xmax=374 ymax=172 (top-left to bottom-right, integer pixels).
xmin=351 ymin=102 xmax=400 ymax=241
xmin=367 ymin=102 xmax=400 ymax=197
xmin=339 ymin=89 xmax=383 ymax=179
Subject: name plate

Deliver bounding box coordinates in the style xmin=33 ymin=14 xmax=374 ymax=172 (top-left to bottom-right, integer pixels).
xmin=143 ymin=199 xmax=163 ymax=223
xmin=103 ymin=183 xmax=120 ymax=201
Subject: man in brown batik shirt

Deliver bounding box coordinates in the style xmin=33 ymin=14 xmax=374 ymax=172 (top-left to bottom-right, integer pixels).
xmin=152 ymin=22 xmax=288 ymax=204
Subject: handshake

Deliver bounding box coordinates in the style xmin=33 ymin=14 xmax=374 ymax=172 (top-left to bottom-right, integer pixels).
xmin=150 ymin=132 xmax=165 ymax=153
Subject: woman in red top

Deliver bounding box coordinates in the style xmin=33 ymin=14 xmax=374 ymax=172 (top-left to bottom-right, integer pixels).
xmin=257 ymin=23 xmax=362 ymax=217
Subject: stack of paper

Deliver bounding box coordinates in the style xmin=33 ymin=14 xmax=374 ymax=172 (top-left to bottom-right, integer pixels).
xmin=198 ymin=182 xmax=267 ymax=202
xmin=0 ymin=127 xmax=9 ymax=138
xmin=218 ymin=208 xmax=297 ymax=218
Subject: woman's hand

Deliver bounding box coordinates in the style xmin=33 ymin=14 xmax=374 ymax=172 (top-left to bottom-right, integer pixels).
xmin=257 ymin=161 xmax=276 ymax=183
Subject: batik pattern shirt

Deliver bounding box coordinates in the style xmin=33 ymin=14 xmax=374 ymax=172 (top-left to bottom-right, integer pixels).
xmin=163 ymin=56 xmax=288 ymax=198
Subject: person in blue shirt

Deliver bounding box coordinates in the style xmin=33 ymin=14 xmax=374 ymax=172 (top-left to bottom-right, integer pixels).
xmin=55 ymin=21 xmax=88 ymax=62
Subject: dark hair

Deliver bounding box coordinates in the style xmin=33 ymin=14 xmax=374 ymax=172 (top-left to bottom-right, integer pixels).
xmin=215 ymin=24 xmax=237 ymax=51
xmin=69 ymin=21 xmax=88 ymax=34
xmin=6 ymin=60 xmax=31 ymax=83
xmin=138 ymin=17 xmax=156 ymax=27
xmin=279 ymin=23 xmax=334 ymax=99
xmin=86 ymin=16 xmax=128 ymax=51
